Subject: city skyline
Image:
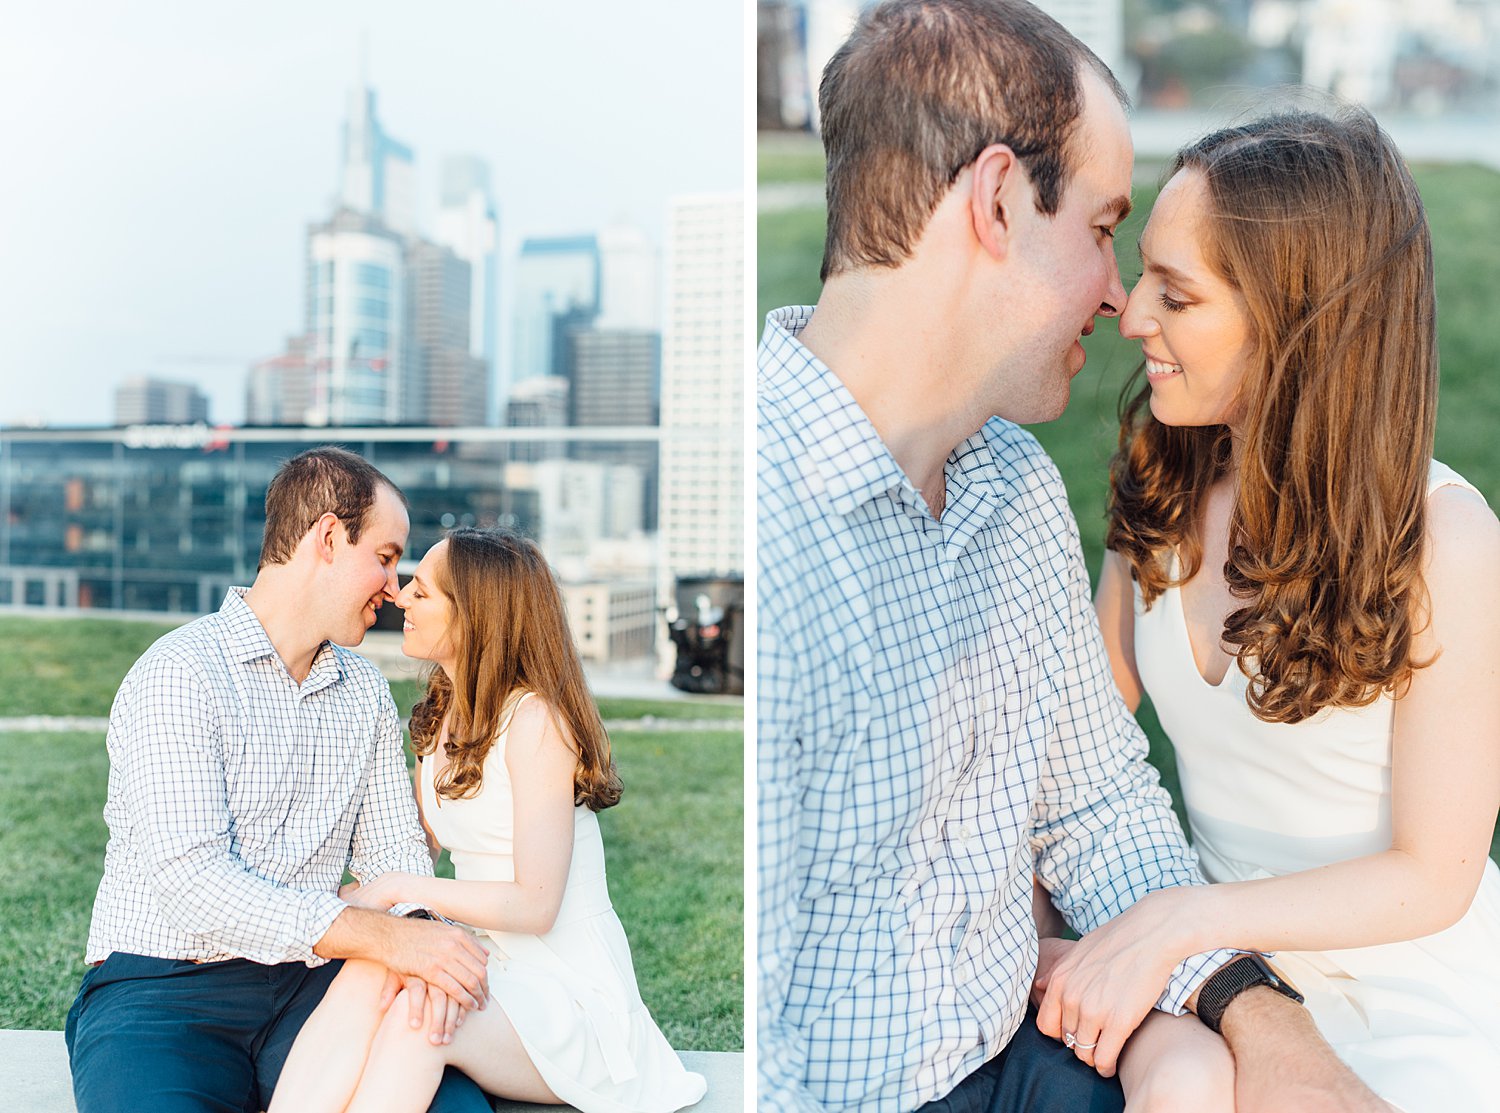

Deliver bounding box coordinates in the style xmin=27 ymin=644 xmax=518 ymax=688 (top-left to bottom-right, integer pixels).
xmin=0 ymin=0 xmax=743 ymax=428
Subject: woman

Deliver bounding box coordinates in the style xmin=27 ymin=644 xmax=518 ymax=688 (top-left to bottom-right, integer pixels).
xmin=269 ymin=528 xmax=707 ymax=1113
xmin=1034 ymin=109 xmax=1500 ymax=1112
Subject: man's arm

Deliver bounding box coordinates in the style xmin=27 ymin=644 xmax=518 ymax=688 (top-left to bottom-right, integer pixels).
xmin=311 ymin=904 xmax=489 ymax=1012
xmin=1028 ymin=492 xmax=1233 ymax=1010
xmin=1218 ymin=990 xmax=1392 ymax=1113
xmin=756 ymin=590 xmax=824 ymax=1113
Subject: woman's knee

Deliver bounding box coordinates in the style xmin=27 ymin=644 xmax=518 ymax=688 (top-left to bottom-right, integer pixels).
xmin=334 ymin=958 xmax=388 ymax=989
xmin=374 ymin=990 xmax=447 ymax=1056
xmin=1125 ymin=1041 xmax=1235 ymax=1113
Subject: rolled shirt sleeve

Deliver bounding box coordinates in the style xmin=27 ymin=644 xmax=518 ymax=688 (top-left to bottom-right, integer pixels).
xmin=1028 ymin=487 xmax=1236 ymax=1013
xmin=348 ymin=690 xmax=435 ymax=888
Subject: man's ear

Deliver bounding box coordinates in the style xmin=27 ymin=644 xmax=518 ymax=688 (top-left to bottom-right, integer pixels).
xmin=969 ymin=143 xmax=1023 ymax=262
xmin=311 ymin=511 xmax=342 ymax=563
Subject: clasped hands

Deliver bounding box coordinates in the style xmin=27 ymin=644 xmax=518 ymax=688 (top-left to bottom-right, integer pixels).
xmin=341 ymin=873 xmax=490 ymax=1048
xmin=1030 ymin=887 xmax=1190 ymax=1078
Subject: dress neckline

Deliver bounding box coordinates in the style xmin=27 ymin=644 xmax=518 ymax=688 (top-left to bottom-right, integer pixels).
xmin=1166 ymin=550 xmax=1237 ymax=690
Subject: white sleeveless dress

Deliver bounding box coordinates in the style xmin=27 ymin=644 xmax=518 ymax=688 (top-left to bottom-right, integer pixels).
xmin=1133 ymin=461 xmax=1500 ymax=1113
xmin=419 ymin=692 xmax=707 ymax=1113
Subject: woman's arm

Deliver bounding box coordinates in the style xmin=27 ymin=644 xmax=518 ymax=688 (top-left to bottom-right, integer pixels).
xmin=349 ymin=696 xmax=579 ymax=936
xmin=1095 ymin=549 xmax=1143 ymax=713
xmin=414 ymin=764 xmax=442 ymax=866
xmin=1039 ymin=486 xmax=1500 ymax=1072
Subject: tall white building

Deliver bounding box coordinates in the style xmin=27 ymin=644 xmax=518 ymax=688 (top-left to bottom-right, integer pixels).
xmin=508 ymin=236 xmax=600 ymax=405
xmin=657 ymin=194 xmax=744 ymax=595
xmin=436 ymin=155 xmax=499 ymax=385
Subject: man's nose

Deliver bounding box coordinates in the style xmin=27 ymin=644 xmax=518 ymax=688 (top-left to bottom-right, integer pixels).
xmin=1097 ymin=256 xmax=1127 ymax=319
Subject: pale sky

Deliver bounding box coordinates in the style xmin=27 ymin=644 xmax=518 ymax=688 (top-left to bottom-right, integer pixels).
xmin=0 ymin=0 xmax=745 ymax=427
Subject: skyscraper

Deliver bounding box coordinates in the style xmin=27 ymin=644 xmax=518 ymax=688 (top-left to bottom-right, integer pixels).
xmin=597 ymin=222 xmax=660 ymax=330
xmin=566 ymin=326 xmax=661 ymax=528
xmin=509 ymin=235 xmax=600 ymax=404
xmin=436 ymin=155 xmax=499 ymax=405
xmin=305 ymin=208 xmax=406 ymax=426
xmin=340 ymin=81 xmax=417 ymax=236
xmin=405 ymin=239 xmax=486 ymax=427
xmin=658 ymin=194 xmax=744 ymax=585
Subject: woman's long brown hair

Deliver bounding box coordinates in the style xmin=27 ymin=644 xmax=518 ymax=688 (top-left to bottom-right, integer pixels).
xmin=1106 ymin=108 xmax=1437 ymax=724
xmin=409 ymin=528 xmax=622 ymax=809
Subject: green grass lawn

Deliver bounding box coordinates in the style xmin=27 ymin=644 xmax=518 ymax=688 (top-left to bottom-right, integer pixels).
xmin=760 ymin=135 xmax=1500 ymax=864
xmin=0 ymin=619 xmax=743 ymax=1050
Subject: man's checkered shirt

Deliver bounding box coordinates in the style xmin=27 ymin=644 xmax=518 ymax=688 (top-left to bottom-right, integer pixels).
xmin=86 ymin=588 xmax=432 ymax=966
xmin=757 ymin=307 xmax=1233 ymax=1111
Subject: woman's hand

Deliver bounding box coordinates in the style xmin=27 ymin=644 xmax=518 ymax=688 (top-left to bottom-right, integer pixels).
xmin=1035 ymin=887 xmax=1198 ymax=1078
xmin=343 ymin=871 xmax=418 ymax=912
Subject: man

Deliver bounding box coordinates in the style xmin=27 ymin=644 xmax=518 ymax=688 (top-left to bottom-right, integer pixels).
xmin=758 ymin=2 xmax=1390 ymax=1110
xmin=67 ymin=447 xmax=493 ymax=1113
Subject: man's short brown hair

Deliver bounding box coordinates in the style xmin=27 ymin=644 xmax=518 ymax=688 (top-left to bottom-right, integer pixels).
xmin=819 ymin=0 xmax=1127 ymax=281
xmin=258 ymin=446 xmax=407 ymax=569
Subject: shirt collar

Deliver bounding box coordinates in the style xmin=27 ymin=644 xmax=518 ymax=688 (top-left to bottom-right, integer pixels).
xmin=759 ymin=306 xmax=912 ymax=517
xmin=218 ymin=588 xmax=344 ymax=688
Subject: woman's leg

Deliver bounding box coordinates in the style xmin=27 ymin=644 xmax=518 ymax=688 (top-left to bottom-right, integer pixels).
xmin=265 ymin=959 xmax=392 ymax=1113
xmin=345 ymin=988 xmax=559 ymax=1112
xmin=1117 ymin=1010 xmax=1235 ymax=1113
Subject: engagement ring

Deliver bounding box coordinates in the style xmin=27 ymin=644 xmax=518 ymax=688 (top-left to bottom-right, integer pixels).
xmin=1063 ymin=1032 xmax=1097 ymax=1051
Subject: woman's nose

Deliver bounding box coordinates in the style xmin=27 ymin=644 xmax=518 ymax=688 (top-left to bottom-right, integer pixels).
xmin=1118 ymin=282 xmax=1154 ymax=341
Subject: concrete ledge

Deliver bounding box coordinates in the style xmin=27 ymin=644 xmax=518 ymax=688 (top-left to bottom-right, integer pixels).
xmin=0 ymin=1029 xmax=742 ymax=1112
xmin=493 ymin=1050 xmax=742 ymax=1112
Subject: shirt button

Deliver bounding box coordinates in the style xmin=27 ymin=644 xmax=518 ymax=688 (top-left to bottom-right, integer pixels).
xmin=958 ymin=824 xmax=973 ymax=842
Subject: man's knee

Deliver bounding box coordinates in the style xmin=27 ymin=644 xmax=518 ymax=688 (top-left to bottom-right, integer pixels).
xmin=70 ymin=1001 xmax=254 ymax=1113
xmin=425 ymin=1065 xmax=492 ymax=1113
xmin=67 ymin=956 xmax=259 ymax=1113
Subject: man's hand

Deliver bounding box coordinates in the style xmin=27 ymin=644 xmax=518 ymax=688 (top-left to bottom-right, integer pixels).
xmin=1030 ymin=936 xmax=1076 ymax=1009
xmin=1219 ymin=988 xmax=1395 ymax=1113
xmin=380 ymin=915 xmax=490 ymax=1011
xmin=315 ymin=906 xmax=490 ymax=1016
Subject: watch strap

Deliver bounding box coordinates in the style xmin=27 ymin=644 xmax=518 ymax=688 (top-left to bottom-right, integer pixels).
xmin=1195 ymin=953 xmax=1304 ymax=1034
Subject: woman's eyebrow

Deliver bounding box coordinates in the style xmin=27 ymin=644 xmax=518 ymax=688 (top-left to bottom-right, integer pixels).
xmin=1137 ymin=243 xmax=1197 ymax=286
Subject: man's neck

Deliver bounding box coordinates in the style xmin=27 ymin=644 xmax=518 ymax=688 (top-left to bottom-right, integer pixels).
xmin=242 ymin=574 xmax=326 ymax=684
xmin=799 ymin=272 xmax=990 ymax=512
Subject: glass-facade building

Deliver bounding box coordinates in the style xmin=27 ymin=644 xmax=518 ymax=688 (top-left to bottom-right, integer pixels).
xmin=0 ymin=427 xmax=549 ymax=614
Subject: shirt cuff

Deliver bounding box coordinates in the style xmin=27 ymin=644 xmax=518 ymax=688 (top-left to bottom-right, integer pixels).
xmin=297 ymin=890 xmax=351 ymax=966
xmin=1158 ymin=947 xmax=1241 ymax=1015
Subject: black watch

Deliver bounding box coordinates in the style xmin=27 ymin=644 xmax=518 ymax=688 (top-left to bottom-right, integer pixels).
xmin=1194 ymin=954 xmax=1303 ymax=1034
